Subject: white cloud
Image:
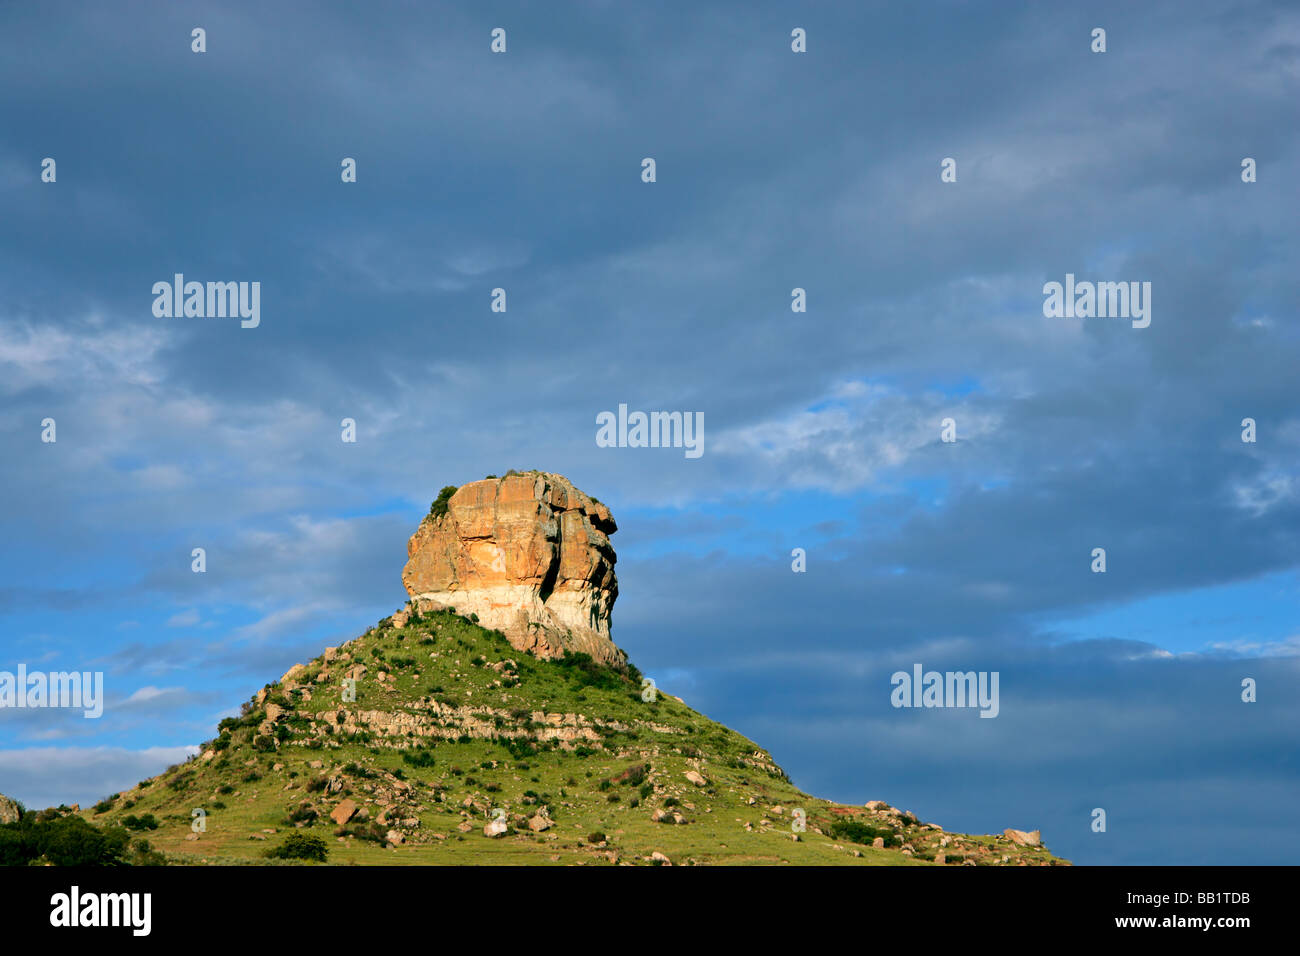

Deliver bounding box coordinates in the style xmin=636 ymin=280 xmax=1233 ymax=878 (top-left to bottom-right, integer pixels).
xmin=0 ymin=315 xmax=169 ymax=396
xmin=1232 ymin=472 xmax=1296 ymax=516
xmin=166 ymin=609 xmax=201 ymax=628
xmin=1207 ymin=635 xmax=1300 ymax=658
xmin=119 ymin=685 xmax=190 ymax=708
xmin=711 ymin=380 xmax=1002 ymax=493
xmin=0 ymin=745 xmax=198 ymax=810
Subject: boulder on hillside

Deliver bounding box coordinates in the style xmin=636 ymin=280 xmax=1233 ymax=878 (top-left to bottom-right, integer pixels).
xmin=330 ymin=799 xmax=358 ymax=825
xmin=1003 ymin=828 xmax=1041 ymax=847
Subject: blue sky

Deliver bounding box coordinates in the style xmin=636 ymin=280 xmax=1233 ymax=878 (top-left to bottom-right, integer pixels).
xmin=2 ymin=0 xmax=1298 ymax=864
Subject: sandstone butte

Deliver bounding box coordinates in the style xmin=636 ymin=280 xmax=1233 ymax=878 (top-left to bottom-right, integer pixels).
xmin=401 ymin=472 xmax=625 ymax=668
xmin=41 ymin=470 xmax=1065 ymax=867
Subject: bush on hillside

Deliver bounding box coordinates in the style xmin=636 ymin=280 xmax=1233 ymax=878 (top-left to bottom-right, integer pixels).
xmin=265 ymin=833 xmax=329 ymax=862
xmin=829 ymin=819 xmax=899 ymax=847
xmin=0 ymin=811 xmax=140 ymax=866
xmin=553 ymin=652 xmax=626 ymax=691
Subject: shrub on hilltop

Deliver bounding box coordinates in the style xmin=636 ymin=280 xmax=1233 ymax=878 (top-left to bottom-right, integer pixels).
xmin=428 ymin=486 xmax=458 ymax=520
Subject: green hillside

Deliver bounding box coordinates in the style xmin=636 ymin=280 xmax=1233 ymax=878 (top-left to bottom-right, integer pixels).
xmin=82 ymin=605 xmax=1068 ymax=866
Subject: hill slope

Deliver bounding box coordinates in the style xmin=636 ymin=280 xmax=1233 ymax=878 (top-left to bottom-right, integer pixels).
xmin=84 ymin=604 xmax=1067 ymax=866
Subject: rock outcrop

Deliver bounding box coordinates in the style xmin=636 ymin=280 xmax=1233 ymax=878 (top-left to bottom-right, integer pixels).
xmin=0 ymin=792 xmax=21 ymax=824
xmin=1003 ymin=828 xmax=1042 ymax=847
xmin=402 ymin=472 xmax=624 ymax=667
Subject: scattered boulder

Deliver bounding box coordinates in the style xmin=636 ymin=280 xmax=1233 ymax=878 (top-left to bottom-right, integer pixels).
xmin=280 ymin=663 xmax=307 ymax=685
xmin=330 ymin=798 xmax=358 ymax=825
xmin=1003 ymin=828 xmax=1041 ymax=847
xmin=684 ymin=770 xmax=708 ymax=787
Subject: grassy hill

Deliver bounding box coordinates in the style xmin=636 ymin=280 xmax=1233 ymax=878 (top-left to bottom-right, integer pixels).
xmin=82 ymin=604 xmax=1068 ymax=866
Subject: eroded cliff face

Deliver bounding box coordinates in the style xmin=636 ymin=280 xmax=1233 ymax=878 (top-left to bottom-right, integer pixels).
xmin=401 ymin=472 xmax=624 ymax=667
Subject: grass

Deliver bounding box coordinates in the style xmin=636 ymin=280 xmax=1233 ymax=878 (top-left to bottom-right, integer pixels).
xmin=83 ymin=606 xmax=1069 ymax=867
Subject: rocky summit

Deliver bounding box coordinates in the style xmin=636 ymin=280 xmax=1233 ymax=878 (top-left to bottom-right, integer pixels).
xmin=402 ymin=472 xmax=623 ymax=667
